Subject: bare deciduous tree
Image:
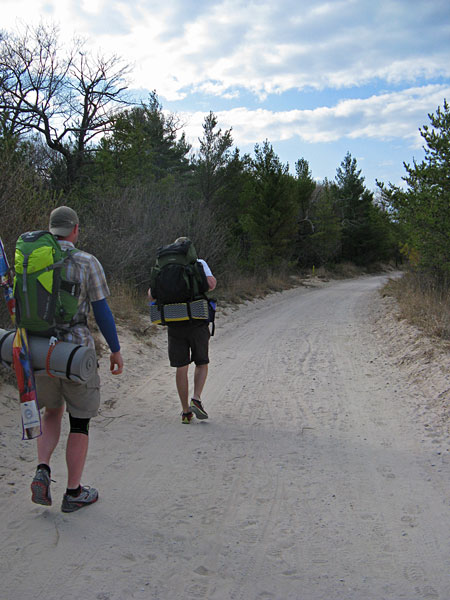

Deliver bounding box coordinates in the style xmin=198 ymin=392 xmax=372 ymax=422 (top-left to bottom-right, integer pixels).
xmin=0 ymin=23 xmax=131 ymax=187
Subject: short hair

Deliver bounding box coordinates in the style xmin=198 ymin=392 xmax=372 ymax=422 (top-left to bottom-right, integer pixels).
xmin=174 ymin=236 xmax=190 ymax=244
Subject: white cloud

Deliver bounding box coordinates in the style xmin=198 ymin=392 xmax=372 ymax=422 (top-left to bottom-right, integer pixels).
xmin=3 ymin=0 xmax=449 ymax=101
xmin=179 ymin=85 xmax=450 ymax=151
xmin=2 ymin=0 xmax=449 ymax=163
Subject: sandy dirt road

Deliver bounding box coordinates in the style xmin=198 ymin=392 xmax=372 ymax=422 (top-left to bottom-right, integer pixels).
xmin=0 ymin=274 xmax=449 ymax=600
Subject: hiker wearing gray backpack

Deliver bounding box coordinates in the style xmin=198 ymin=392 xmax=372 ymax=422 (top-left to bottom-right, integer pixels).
xmin=28 ymin=206 xmax=124 ymax=512
xmin=148 ymin=237 xmax=216 ymax=423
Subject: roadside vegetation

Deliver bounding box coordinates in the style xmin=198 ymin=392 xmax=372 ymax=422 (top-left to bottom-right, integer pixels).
xmin=383 ymin=273 xmax=450 ymax=342
xmin=378 ymin=99 xmax=450 ymax=343
xmin=0 ymin=23 xmax=449 ymax=348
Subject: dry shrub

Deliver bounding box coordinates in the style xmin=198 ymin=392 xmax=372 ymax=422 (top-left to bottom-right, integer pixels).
xmin=80 ymin=184 xmax=228 ymax=287
xmin=263 ymin=263 xmax=301 ymax=293
xmin=217 ymin=263 xmax=296 ymax=304
xmin=107 ymin=281 xmax=154 ymax=339
xmin=383 ymin=272 xmax=450 ymax=341
xmin=316 ymin=261 xmax=391 ymax=280
xmin=0 ymin=157 xmax=57 ymax=257
xmin=218 ymin=273 xmax=266 ymax=303
xmin=85 ymin=280 xmax=156 ymax=357
xmin=310 ymin=265 xmax=329 ymax=280
xmin=324 ymin=261 xmax=365 ymax=279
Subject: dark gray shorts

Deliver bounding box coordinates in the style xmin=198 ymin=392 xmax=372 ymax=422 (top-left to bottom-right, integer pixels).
xmin=167 ymin=322 xmax=210 ymax=367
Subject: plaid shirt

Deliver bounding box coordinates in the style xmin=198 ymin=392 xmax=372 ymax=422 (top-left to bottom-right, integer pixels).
xmin=58 ymin=240 xmax=110 ymax=348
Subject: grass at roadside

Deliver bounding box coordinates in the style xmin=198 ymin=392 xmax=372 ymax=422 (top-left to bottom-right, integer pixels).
xmin=382 ymin=271 xmax=450 ymax=342
xmin=107 ymin=281 xmax=149 ymax=334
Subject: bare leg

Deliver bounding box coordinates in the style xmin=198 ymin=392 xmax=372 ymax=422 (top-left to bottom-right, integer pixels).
xmin=193 ymin=364 xmax=208 ymax=400
xmin=66 ymin=433 xmax=89 ymax=489
xmin=175 ymin=365 xmax=190 ymax=413
xmin=37 ymin=406 xmax=65 ymax=466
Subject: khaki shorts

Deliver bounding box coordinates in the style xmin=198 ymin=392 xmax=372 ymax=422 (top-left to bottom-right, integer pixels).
xmin=35 ymin=370 xmax=101 ymax=418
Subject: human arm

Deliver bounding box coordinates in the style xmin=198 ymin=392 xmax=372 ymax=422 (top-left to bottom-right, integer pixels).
xmin=198 ymin=259 xmax=217 ymax=291
xmin=207 ymin=275 xmax=217 ymax=291
xmin=92 ymin=298 xmax=123 ymax=375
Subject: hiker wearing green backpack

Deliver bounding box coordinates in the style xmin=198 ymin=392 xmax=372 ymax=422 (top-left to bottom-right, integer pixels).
xmin=23 ymin=206 xmax=124 ymax=512
xmin=148 ymin=237 xmax=216 ymax=424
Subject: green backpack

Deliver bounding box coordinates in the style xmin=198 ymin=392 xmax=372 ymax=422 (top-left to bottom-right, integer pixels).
xmin=13 ymin=231 xmax=81 ymax=334
xmin=149 ymin=239 xmax=209 ymax=304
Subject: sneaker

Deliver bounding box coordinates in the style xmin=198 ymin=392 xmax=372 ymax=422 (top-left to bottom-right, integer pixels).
xmin=31 ymin=467 xmax=52 ymax=506
xmin=181 ymin=411 xmax=193 ymax=424
xmin=61 ymin=486 xmax=98 ymax=513
xmin=190 ymin=398 xmax=208 ymax=420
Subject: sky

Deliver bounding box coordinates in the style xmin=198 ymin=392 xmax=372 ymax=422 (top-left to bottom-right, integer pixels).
xmin=2 ymin=0 xmax=450 ymax=191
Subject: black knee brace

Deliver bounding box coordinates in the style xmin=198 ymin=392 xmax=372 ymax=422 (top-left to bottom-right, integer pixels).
xmin=69 ymin=414 xmax=90 ymax=436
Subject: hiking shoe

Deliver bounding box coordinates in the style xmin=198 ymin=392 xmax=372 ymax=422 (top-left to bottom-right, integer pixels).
xmin=190 ymin=398 xmax=208 ymax=420
xmin=182 ymin=411 xmax=193 ymax=424
xmin=31 ymin=467 xmax=52 ymax=506
xmin=61 ymin=486 xmax=98 ymax=513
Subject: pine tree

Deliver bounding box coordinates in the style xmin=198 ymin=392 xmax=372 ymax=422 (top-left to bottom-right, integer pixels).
xmin=333 ymin=152 xmax=390 ymax=265
xmin=95 ymin=92 xmax=191 ymax=188
xmin=240 ymin=141 xmax=298 ymax=267
xmin=377 ymin=100 xmax=450 ymax=279
xmin=194 ymin=112 xmax=233 ymax=205
xmin=293 ymin=158 xmax=317 ymax=266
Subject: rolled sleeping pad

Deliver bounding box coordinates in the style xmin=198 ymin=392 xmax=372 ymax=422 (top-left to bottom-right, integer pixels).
xmin=0 ymin=328 xmax=96 ymax=383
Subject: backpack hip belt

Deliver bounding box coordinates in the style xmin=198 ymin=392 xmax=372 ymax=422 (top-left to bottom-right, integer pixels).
xmin=150 ymin=299 xmax=209 ymax=325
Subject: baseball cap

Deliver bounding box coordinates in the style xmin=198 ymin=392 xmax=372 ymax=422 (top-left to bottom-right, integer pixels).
xmin=49 ymin=206 xmax=79 ymax=237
